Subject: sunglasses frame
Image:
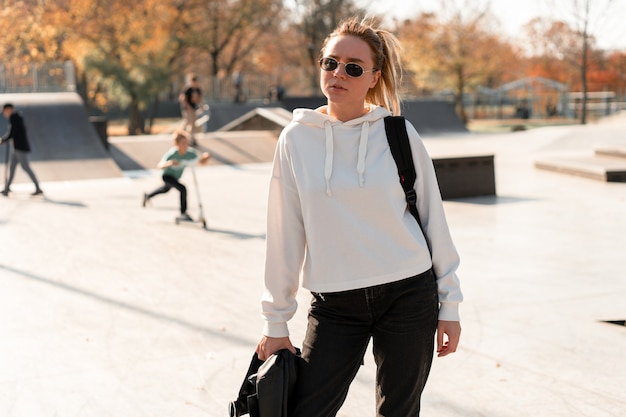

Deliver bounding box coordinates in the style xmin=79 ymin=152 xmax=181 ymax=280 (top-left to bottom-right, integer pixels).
xmin=319 ymin=57 xmax=375 ymax=78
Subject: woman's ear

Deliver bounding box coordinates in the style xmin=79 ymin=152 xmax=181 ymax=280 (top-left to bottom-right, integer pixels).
xmin=369 ymin=70 xmax=381 ymax=89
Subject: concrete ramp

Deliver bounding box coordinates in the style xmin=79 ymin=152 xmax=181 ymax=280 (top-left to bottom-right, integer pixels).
xmin=202 ymin=98 xmax=467 ymax=137
xmin=109 ymin=130 xmax=279 ymax=170
xmin=217 ymin=107 xmax=293 ymax=132
xmin=401 ymin=100 xmax=468 ymax=136
xmin=533 ymin=117 xmax=626 ymax=182
xmin=535 ymin=156 xmax=626 ymax=182
xmin=282 ymin=97 xmax=468 ymax=136
xmin=204 ymin=103 xmax=261 ymax=132
xmin=0 ymin=92 xmax=122 ymax=183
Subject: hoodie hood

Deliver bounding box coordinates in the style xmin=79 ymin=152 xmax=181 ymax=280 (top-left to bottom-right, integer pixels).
xmin=291 ymin=104 xmax=392 ymax=196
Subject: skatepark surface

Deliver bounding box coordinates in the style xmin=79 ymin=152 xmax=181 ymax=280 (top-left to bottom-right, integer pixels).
xmin=1 ymin=111 xmax=625 ymax=416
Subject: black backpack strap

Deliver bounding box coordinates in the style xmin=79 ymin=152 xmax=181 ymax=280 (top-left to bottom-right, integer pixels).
xmin=384 ymin=116 xmax=431 ymax=255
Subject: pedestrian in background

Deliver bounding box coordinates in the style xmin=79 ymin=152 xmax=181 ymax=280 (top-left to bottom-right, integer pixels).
xmin=1 ymin=103 xmax=43 ymax=196
xmin=179 ymin=73 xmax=203 ymax=144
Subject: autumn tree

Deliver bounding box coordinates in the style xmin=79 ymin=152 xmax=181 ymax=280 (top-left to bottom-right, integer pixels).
xmin=44 ymin=0 xmax=196 ymax=134
xmin=0 ymin=0 xmax=74 ymax=92
xmin=540 ymin=0 xmax=617 ymax=124
xmin=523 ymin=18 xmax=578 ymax=84
xmin=399 ymin=2 xmax=522 ymax=123
xmin=396 ymin=13 xmax=440 ymax=97
xmin=181 ymin=0 xmax=285 ymax=101
xmin=0 ymin=0 xmax=65 ymax=63
xmin=604 ymin=51 xmax=626 ymax=96
xmin=251 ymin=23 xmax=312 ymax=98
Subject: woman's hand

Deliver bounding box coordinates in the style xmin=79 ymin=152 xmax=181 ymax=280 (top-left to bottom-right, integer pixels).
xmin=255 ymin=336 xmax=296 ymax=361
xmin=436 ymin=320 xmax=461 ymax=357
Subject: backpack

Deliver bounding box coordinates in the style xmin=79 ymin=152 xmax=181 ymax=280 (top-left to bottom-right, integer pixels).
xmin=384 ymin=116 xmax=431 ymax=254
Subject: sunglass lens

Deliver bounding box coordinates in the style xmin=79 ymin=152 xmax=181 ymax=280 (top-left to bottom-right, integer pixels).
xmin=345 ymin=64 xmax=364 ymax=77
xmin=320 ymin=57 xmax=338 ymax=71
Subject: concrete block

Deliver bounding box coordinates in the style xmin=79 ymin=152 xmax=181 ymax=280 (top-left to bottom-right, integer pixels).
xmin=433 ymin=155 xmax=496 ymax=199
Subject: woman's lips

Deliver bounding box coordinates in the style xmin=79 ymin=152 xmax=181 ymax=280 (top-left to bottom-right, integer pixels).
xmin=328 ymin=84 xmax=346 ymax=92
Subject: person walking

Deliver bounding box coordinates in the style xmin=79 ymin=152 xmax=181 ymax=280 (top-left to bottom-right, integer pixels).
xmin=1 ymin=103 xmax=43 ymax=196
xmin=179 ymin=73 xmax=203 ymax=144
xmin=142 ymin=130 xmax=210 ymax=219
xmin=255 ymin=17 xmax=463 ymax=417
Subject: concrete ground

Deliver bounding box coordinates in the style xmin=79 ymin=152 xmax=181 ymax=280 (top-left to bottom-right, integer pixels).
xmin=1 ymin=113 xmax=625 ymax=417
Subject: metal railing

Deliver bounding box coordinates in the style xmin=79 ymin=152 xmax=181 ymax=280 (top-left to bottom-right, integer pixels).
xmin=0 ymin=61 xmax=76 ymax=93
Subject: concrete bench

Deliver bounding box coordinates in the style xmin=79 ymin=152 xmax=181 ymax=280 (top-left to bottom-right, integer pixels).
xmin=595 ymin=147 xmax=626 ymax=159
xmin=432 ymin=155 xmax=496 ymax=199
xmin=535 ymin=156 xmax=626 ymax=182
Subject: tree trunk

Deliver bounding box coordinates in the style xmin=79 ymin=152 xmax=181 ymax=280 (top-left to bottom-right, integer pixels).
xmin=580 ymin=33 xmax=589 ymax=125
xmin=211 ymin=51 xmax=220 ymax=100
xmin=456 ymin=65 xmax=468 ymax=124
xmin=127 ymin=95 xmax=144 ymax=135
xmin=147 ymin=95 xmax=159 ymax=134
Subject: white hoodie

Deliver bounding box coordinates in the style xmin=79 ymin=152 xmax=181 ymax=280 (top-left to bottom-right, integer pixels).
xmin=261 ymin=104 xmax=462 ymax=338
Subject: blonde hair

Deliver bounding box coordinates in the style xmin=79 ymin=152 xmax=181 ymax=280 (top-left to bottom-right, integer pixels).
xmin=321 ymin=17 xmax=404 ymax=115
xmin=172 ymin=129 xmax=191 ymax=144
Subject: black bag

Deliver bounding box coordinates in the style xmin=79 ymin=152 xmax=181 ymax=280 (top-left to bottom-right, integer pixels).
xmin=384 ymin=115 xmax=431 ymax=254
xmin=229 ymin=348 xmax=301 ymax=417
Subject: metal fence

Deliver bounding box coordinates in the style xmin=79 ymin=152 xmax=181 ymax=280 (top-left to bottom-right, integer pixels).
xmin=0 ymin=61 xmax=76 ymax=93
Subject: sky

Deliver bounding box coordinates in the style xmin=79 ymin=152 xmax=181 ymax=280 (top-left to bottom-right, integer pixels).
xmin=354 ymin=0 xmax=626 ymax=51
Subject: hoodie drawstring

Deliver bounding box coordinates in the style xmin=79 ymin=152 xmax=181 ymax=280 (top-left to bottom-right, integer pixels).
xmin=356 ymin=122 xmax=369 ymax=187
xmin=324 ymin=120 xmax=370 ymax=196
xmin=324 ymin=121 xmax=334 ymax=196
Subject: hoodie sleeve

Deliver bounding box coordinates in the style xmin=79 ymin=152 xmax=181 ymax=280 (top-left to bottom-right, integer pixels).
xmin=261 ymin=130 xmax=306 ymax=337
xmin=406 ymin=121 xmax=463 ymax=321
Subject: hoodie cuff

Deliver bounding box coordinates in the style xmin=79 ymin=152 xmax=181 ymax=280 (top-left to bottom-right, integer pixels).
xmin=438 ymin=302 xmax=460 ymax=321
xmin=262 ymin=321 xmax=290 ymax=338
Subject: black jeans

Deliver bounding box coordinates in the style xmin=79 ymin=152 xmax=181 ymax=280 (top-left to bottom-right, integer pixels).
xmin=147 ymin=174 xmax=187 ymax=214
xmin=292 ymin=269 xmax=439 ymax=417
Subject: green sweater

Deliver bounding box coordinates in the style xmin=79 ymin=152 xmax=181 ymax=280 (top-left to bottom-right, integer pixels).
xmin=161 ymin=147 xmax=199 ymax=180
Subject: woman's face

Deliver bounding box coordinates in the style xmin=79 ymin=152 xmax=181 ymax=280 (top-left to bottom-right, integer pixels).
xmin=320 ymin=35 xmax=380 ymax=110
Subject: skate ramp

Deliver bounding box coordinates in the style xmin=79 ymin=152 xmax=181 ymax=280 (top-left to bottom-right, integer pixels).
xmin=401 ymin=100 xmax=468 ymax=136
xmin=109 ymin=130 xmax=279 ymax=170
xmin=282 ymin=97 xmax=468 ymax=136
xmin=204 ymin=99 xmax=467 ymax=136
xmin=0 ymin=92 xmax=122 ymax=183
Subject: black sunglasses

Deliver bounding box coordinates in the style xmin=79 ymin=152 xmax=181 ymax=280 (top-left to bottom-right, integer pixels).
xmin=319 ymin=57 xmax=375 ymax=78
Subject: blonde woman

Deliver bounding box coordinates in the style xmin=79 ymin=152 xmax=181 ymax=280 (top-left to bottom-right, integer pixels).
xmin=256 ymin=18 xmax=462 ymax=416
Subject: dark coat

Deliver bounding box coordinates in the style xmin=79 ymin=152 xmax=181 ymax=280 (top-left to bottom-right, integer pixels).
xmin=229 ymin=349 xmax=301 ymax=417
xmin=4 ymin=112 xmax=31 ymax=152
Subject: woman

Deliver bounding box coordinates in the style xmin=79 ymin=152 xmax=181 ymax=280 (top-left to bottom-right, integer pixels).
xmin=256 ymin=17 xmax=462 ymax=417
